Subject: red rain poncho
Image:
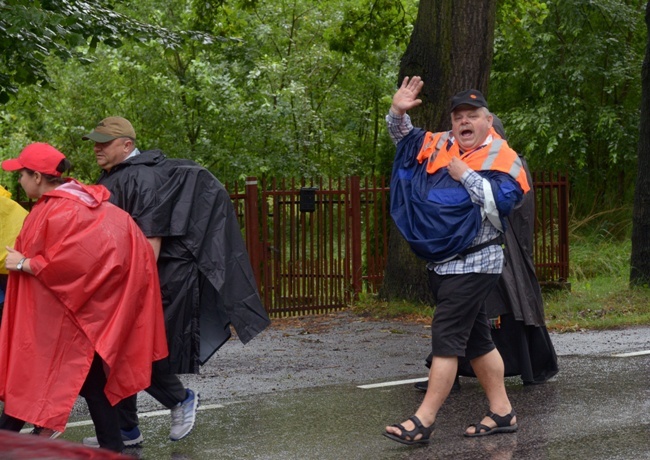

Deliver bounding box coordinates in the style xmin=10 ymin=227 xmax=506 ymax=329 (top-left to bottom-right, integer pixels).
xmin=0 ymin=180 xmax=168 ymax=432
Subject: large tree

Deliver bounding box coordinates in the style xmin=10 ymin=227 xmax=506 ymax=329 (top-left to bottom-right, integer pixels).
xmin=380 ymin=0 xmax=498 ymax=302
xmin=630 ymin=0 xmax=650 ymax=286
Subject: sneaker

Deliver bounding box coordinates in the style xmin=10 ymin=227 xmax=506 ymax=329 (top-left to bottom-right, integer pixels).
xmin=82 ymin=426 xmax=144 ymax=448
xmin=169 ymin=389 xmax=199 ymax=441
xmin=30 ymin=426 xmax=62 ymax=439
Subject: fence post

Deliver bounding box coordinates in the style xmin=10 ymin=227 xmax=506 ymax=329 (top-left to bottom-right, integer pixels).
xmin=349 ymin=176 xmax=362 ymax=298
xmin=559 ymin=171 xmax=570 ymax=281
xmin=245 ymin=176 xmax=261 ymax=287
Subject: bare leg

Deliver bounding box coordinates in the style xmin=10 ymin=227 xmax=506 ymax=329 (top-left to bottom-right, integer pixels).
xmin=465 ymin=349 xmax=516 ymax=434
xmin=385 ymin=356 xmax=457 ymax=439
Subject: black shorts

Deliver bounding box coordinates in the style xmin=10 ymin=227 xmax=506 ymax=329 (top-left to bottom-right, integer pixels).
xmin=428 ymin=271 xmax=500 ymax=360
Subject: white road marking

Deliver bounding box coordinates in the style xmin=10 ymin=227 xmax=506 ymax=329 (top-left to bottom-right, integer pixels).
xmin=358 ymin=377 xmax=427 ymax=389
xmin=19 ymin=403 xmax=225 ymax=432
xmin=611 ymin=350 xmax=650 ymax=358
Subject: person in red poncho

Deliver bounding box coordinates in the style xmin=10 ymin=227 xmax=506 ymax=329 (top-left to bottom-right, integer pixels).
xmin=0 ymin=143 xmax=168 ymax=453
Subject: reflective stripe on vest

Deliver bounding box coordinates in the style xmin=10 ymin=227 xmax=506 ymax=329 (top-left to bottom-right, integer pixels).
xmin=415 ymin=131 xmax=530 ymax=193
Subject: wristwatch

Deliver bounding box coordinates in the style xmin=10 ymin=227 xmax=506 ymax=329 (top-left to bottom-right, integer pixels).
xmin=16 ymin=257 xmax=26 ymax=271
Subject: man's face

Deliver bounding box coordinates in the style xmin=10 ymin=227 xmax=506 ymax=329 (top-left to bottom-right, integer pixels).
xmin=93 ymin=137 xmax=133 ymax=172
xmin=451 ymin=107 xmax=493 ymax=152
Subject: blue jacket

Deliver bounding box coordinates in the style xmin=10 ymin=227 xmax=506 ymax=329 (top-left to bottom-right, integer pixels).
xmin=390 ymin=128 xmax=523 ymax=263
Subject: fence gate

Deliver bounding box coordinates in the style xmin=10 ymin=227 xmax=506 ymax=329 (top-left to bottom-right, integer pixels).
xmin=242 ymin=177 xmax=390 ymax=317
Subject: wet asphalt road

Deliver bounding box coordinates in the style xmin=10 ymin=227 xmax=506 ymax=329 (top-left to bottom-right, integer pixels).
xmin=42 ymin=312 xmax=650 ymax=458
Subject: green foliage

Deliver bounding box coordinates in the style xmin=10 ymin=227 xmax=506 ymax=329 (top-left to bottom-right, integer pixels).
xmin=0 ymin=0 xmax=218 ymax=103
xmin=328 ymin=0 xmax=412 ymax=56
xmin=0 ymin=0 xmax=645 ymax=209
xmin=491 ymin=0 xmax=645 ymax=216
xmin=542 ymin=213 xmax=646 ymax=330
xmin=0 ymin=0 xmax=417 ymax=185
xmin=569 ymin=209 xmax=633 ymax=280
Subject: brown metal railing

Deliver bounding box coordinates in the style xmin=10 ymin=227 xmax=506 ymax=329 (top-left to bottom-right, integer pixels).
xmin=15 ymin=172 xmax=568 ymax=315
xmin=532 ymin=171 xmax=570 ymax=285
xmin=233 ymin=174 xmax=569 ymax=315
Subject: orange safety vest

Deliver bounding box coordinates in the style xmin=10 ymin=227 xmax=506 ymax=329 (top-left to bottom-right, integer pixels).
xmin=415 ymin=130 xmax=530 ymax=194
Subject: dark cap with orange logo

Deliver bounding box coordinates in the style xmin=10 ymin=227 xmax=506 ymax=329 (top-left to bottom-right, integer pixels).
xmin=449 ymin=89 xmax=488 ymax=113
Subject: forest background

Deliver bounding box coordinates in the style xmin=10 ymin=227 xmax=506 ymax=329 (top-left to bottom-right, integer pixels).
xmin=1 ymin=0 xmax=648 ymax=329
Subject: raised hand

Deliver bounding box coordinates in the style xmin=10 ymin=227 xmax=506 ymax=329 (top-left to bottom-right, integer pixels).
xmin=391 ymin=76 xmax=424 ymax=115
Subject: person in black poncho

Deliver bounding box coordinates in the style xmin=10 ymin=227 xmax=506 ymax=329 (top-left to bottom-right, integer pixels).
xmin=81 ymin=117 xmax=270 ymax=447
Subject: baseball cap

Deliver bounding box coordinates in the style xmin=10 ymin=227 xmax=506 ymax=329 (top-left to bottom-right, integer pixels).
xmin=82 ymin=116 xmax=136 ymax=143
xmin=1 ymin=143 xmax=66 ymax=176
xmin=450 ymin=89 xmax=488 ymax=112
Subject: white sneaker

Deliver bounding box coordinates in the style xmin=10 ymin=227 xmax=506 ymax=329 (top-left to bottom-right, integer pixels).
xmin=169 ymin=389 xmax=199 ymax=441
xmin=82 ymin=426 xmax=144 ymax=448
xmin=30 ymin=426 xmax=62 ymax=439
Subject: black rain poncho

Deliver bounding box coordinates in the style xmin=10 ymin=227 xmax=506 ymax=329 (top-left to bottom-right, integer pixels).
xmin=457 ymin=158 xmax=558 ymax=383
xmin=98 ymin=150 xmax=270 ymax=374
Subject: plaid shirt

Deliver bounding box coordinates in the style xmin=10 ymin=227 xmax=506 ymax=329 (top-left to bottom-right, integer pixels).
xmin=386 ymin=111 xmax=504 ymax=275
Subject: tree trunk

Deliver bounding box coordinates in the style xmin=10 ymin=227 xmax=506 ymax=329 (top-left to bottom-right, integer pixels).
xmin=380 ymin=0 xmax=497 ymax=302
xmin=630 ymin=1 xmax=650 ymax=286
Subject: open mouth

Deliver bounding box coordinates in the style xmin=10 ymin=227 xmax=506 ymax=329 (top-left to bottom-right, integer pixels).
xmin=460 ymin=128 xmax=473 ymax=138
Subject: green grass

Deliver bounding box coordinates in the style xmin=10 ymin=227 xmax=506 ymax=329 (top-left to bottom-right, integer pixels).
xmin=543 ymin=225 xmax=650 ymax=331
xmin=351 ymin=220 xmax=650 ymax=332
xmin=543 ymin=275 xmax=650 ymax=331
xmin=350 ymin=295 xmax=434 ymax=324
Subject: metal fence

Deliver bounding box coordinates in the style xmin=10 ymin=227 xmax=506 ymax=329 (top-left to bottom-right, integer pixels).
xmin=14 ymin=172 xmax=569 ymax=316
xmin=531 ymin=171 xmax=570 ymax=286
xmin=228 ymin=177 xmax=390 ymax=317
xmin=230 ymin=173 xmax=569 ymax=317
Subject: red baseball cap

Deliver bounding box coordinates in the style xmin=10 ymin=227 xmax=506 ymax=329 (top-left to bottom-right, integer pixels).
xmin=1 ymin=143 xmax=66 ymax=176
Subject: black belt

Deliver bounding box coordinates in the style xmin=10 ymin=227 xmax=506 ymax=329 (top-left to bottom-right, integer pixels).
xmin=456 ymin=234 xmax=505 ymax=260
